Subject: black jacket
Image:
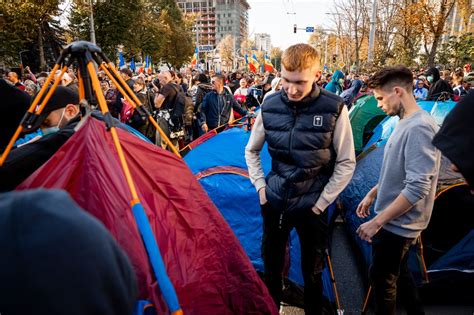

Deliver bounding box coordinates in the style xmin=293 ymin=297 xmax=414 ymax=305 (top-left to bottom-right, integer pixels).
xmin=426 ymin=67 xmax=453 ymax=101
xmin=199 ymin=89 xmax=247 ymax=129
xmin=262 ymin=85 xmax=343 ymax=211
xmin=433 ymin=90 xmax=474 ymax=188
xmin=0 ymin=116 xmax=80 ymax=192
xmin=111 ymin=78 xmax=134 ymax=117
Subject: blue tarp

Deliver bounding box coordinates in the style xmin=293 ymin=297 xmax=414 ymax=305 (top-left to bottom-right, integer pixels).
xmin=184 ymin=127 xmax=337 ymax=302
xmin=362 ymin=101 xmax=455 ymax=152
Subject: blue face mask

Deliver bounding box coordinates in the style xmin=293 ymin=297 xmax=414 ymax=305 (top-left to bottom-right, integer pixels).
xmin=42 ymin=126 xmax=59 ymax=136
xmin=41 ymin=108 xmax=66 ymax=136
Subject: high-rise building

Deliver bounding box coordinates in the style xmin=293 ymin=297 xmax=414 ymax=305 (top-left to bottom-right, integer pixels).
xmin=255 ymin=33 xmax=272 ymax=52
xmin=215 ymin=0 xmax=250 ymax=52
xmin=176 ymin=0 xmax=217 ymax=47
xmin=443 ymin=2 xmax=474 ymax=42
xmin=176 ymin=0 xmax=249 ymax=51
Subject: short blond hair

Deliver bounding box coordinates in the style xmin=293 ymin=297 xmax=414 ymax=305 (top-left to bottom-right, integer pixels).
xmin=281 ymin=44 xmax=320 ymax=71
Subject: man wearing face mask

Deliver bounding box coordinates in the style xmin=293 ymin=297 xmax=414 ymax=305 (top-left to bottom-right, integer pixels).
xmin=324 ymin=70 xmax=345 ymax=95
xmin=245 ymin=44 xmax=356 ymax=314
xmin=0 ymin=86 xmax=80 ymax=192
xmin=425 ymin=67 xmax=453 ymax=101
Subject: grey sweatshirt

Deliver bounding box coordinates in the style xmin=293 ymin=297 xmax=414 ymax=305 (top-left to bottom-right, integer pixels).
xmin=375 ymin=110 xmax=441 ymax=238
xmin=245 ymin=106 xmax=356 ymax=212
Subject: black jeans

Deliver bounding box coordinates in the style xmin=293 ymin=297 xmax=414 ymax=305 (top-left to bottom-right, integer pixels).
xmin=370 ymin=228 xmax=425 ymax=315
xmin=261 ymin=202 xmax=328 ymax=315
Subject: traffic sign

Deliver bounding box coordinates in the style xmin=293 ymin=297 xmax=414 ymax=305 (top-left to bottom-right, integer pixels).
xmin=306 ymin=26 xmax=315 ymax=33
xmin=338 ymin=62 xmax=346 ymax=69
xmin=198 ymin=45 xmax=213 ymax=52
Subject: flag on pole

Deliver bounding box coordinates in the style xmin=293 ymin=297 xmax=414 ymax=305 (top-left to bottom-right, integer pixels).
xmin=119 ymin=51 xmax=125 ymax=68
xmin=249 ymin=54 xmax=259 ymax=73
xmin=264 ymin=54 xmax=274 ymax=72
xmin=147 ymin=57 xmax=153 ymax=74
xmin=191 ymin=47 xmax=198 ymax=67
xmin=130 ymin=57 xmax=136 ymax=72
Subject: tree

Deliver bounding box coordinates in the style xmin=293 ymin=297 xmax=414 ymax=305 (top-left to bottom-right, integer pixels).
xmin=391 ymin=0 xmax=425 ymax=67
xmin=0 ymin=0 xmax=64 ymax=70
xmin=217 ymin=34 xmax=234 ymax=71
xmin=270 ymin=47 xmax=282 ymax=71
xmin=155 ymin=8 xmax=194 ymax=69
xmin=330 ymin=0 xmax=371 ymax=70
xmin=437 ymin=32 xmax=474 ymax=67
xmin=68 ymin=0 xmax=144 ymax=60
xmin=419 ymin=0 xmax=456 ymax=67
xmin=457 ymin=0 xmax=473 ymax=33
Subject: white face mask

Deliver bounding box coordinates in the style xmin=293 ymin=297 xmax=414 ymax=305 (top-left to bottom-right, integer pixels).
xmin=42 ymin=108 xmax=66 ymax=136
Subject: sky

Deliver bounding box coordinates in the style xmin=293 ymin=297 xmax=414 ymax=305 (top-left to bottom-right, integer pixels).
xmin=247 ymin=0 xmax=332 ymax=49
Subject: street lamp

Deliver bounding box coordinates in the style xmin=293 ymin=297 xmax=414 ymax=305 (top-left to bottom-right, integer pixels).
xmin=19 ymin=50 xmax=29 ymax=68
xmin=89 ymin=0 xmax=96 ymax=44
xmin=368 ymin=0 xmax=377 ymax=63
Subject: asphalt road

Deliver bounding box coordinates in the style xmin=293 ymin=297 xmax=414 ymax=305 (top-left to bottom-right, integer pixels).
xmin=281 ymin=224 xmax=473 ymax=315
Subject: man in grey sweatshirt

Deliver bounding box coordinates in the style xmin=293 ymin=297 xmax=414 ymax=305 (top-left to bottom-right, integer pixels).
xmin=357 ymin=66 xmax=441 ymax=315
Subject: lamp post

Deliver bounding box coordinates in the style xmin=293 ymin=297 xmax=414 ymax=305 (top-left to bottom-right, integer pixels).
xmin=368 ymin=0 xmax=377 ymax=63
xmin=89 ymin=0 xmax=96 ymax=44
xmin=19 ymin=50 xmax=29 ymax=69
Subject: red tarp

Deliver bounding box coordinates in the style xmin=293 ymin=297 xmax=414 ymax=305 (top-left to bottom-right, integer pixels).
xmin=18 ymin=118 xmax=277 ymax=315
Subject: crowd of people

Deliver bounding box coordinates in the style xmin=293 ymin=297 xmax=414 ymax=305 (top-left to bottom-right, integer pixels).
xmin=2 ymin=59 xmax=473 ymax=153
xmin=1 ymin=42 xmax=473 ymax=315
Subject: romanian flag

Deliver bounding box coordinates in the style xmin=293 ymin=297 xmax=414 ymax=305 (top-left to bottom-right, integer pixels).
xmin=191 ymin=47 xmax=198 ymax=67
xmin=249 ymin=54 xmax=259 ymax=73
xmin=147 ymin=57 xmax=153 ymax=74
xmin=264 ymin=54 xmax=274 ymax=72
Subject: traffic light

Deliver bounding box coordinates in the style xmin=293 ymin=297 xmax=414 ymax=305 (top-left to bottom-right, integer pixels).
xmin=332 ymin=54 xmax=337 ymax=63
xmin=293 ymin=24 xmax=297 ymax=33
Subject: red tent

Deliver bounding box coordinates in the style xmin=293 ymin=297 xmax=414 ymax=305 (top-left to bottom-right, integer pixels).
xmin=18 ymin=117 xmax=277 ymax=315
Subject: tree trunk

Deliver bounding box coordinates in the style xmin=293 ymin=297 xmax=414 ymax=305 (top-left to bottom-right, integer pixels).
xmin=38 ymin=25 xmax=46 ymax=71
xmin=427 ymin=35 xmax=441 ymax=68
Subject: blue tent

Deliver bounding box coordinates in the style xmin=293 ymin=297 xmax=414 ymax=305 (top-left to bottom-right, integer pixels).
xmin=340 ymin=100 xmax=474 ymax=293
xmin=362 ymin=100 xmax=456 ymax=152
xmin=184 ymin=126 xmax=339 ymax=309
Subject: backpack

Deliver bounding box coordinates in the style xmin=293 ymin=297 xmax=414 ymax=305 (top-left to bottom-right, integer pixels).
xmin=169 ymin=84 xmax=193 ymax=132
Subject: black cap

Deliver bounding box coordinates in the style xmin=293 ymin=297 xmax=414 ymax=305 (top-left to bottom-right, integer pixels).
xmin=24 ymin=86 xmax=79 ymax=133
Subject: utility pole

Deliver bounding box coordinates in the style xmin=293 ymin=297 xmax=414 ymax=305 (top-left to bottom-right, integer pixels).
xmin=368 ymin=0 xmax=377 ymax=63
xmin=354 ymin=0 xmax=359 ymax=70
xmin=89 ymin=0 xmax=96 ymax=44
xmin=324 ymin=35 xmax=328 ymax=67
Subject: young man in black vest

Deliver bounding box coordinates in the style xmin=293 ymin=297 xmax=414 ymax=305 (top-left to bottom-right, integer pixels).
xmin=245 ymin=43 xmax=356 ymax=314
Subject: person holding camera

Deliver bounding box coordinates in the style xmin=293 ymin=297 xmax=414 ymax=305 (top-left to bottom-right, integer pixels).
xmin=154 ymin=71 xmax=184 ymax=150
xmin=246 ymin=75 xmax=274 ymax=108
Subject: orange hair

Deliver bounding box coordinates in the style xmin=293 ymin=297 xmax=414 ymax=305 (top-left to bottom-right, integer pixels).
xmin=281 ymin=43 xmax=320 ymax=71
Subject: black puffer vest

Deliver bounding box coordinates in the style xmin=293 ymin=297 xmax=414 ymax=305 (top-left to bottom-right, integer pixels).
xmin=262 ymin=84 xmax=343 ymax=212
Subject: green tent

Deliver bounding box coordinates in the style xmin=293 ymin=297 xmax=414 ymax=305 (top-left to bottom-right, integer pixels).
xmin=349 ymin=95 xmax=386 ymax=153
